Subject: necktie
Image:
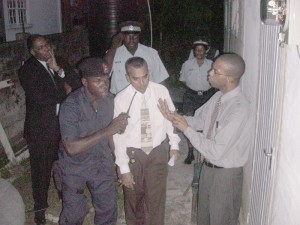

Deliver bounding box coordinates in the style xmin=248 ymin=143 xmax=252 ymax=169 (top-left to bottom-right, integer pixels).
xmin=140 ymin=95 xmax=153 ymax=154
xmin=46 ymin=64 xmax=55 ymax=77
xmin=206 ymin=95 xmax=222 ymax=139
xmin=46 ymin=64 xmax=58 ymax=90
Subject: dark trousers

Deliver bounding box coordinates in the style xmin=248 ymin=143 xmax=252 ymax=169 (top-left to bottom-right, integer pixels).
xmin=59 ymin=160 xmax=117 ymax=225
xmin=124 ymin=142 xmax=169 ymax=225
xmin=183 ymin=88 xmax=217 ymax=151
xmin=183 ymin=88 xmax=217 ymax=116
xmin=28 ymin=138 xmax=59 ymax=213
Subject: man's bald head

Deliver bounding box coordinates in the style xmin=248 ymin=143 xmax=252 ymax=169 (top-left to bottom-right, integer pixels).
xmin=217 ymin=53 xmax=245 ymax=80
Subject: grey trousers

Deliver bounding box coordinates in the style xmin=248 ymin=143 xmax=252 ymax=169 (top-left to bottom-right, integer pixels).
xmin=123 ymin=142 xmax=169 ymax=225
xmin=197 ymin=165 xmax=243 ymax=225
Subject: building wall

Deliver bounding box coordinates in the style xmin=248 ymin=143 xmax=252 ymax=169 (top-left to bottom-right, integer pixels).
xmin=224 ymin=0 xmax=261 ymax=223
xmin=269 ymin=1 xmax=300 ymax=224
xmin=226 ymin=0 xmax=300 ymax=224
xmin=239 ymin=0 xmax=261 ymax=222
xmin=2 ymin=0 xmax=62 ymax=42
xmin=0 ymin=31 xmax=89 ymax=160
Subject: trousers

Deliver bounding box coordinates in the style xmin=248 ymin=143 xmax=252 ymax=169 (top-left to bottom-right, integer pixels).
xmin=183 ymin=88 xmax=217 ymax=116
xmin=197 ymin=165 xmax=243 ymax=225
xmin=28 ymin=138 xmax=59 ymax=212
xmin=59 ymin=159 xmax=117 ymax=225
xmin=123 ymin=141 xmax=169 ymax=225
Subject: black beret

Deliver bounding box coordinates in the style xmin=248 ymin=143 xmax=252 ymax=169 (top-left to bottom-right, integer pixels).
xmin=78 ymin=58 xmax=109 ymax=78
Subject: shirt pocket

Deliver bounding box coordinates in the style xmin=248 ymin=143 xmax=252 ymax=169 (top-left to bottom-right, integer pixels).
xmin=114 ymin=62 xmax=127 ymax=82
xmin=78 ymin=119 xmax=97 ymax=138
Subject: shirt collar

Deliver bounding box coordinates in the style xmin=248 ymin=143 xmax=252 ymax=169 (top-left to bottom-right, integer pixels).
xmin=221 ymin=86 xmax=241 ymax=103
xmin=81 ymin=86 xmax=90 ymax=102
xmin=129 ymin=82 xmax=152 ymax=101
xmin=37 ymin=59 xmax=48 ymax=69
xmin=123 ymin=43 xmax=141 ymax=56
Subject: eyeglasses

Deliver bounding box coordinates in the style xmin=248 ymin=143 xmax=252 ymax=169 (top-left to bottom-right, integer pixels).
xmin=211 ymin=68 xmax=228 ymax=76
xmin=33 ymin=43 xmax=50 ymax=51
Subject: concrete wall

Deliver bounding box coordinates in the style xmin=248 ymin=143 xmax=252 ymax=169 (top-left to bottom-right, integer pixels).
xmin=224 ymin=0 xmax=261 ymax=223
xmin=269 ymin=44 xmax=300 ymax=225
xmin=269 ymin=1 xmax=300 ymax=224
xmin=0 ymin=30 xmax=89 ymax=157
xmin=239 ymin=0 xmax=261 ymax=223
xmin=226 ymin=0 xmax=300 ymax=224
xmin=2 ymin=0 xmax=62 ymax=42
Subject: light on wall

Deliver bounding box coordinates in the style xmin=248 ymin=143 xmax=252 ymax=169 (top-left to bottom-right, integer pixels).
xmin=261 ymin=0 xmax=287 ymax=26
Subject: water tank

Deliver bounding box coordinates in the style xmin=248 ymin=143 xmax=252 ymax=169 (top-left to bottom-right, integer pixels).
xmin=88 ymin=0 xmax=145 ymax=57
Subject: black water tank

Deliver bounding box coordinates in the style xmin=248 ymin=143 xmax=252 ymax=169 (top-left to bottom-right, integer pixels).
xmin=88 ymin=0 xmax=144 ymax=57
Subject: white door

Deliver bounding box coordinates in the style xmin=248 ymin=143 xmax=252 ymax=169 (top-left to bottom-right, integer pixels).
xmin=248 ymin=24 xmax=284 ymax=225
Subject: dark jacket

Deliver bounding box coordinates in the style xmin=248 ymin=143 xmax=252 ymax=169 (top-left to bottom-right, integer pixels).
xmin=18 ymin=56 xmax=67 ymax=143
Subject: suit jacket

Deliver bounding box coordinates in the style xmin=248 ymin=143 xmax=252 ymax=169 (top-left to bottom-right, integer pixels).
xmin=18 ymin=56 xmax=67 ymax=143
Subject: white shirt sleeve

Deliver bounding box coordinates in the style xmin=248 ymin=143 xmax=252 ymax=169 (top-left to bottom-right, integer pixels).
xmin=184 ymin=108 xmax=249 ymax=162
xmin=113 ymin=97 xmax=131 ymax=174
xmin=179 ymin=61 xmax=187 ymax=82
xmin=163 ymin=89 xmax=181 ymax=150
xmin=149 ymin=50 xmax=169 ymax=83
xmin=183 ymin=93 xmax=251 ymax=168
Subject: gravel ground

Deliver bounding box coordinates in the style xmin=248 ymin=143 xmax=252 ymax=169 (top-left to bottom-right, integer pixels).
xmin=165 ymin=134 xmax=194 ymax=225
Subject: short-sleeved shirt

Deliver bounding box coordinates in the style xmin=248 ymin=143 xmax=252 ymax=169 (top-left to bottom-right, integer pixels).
xmin=179 ymin=58 xmax=212 ymax=91
xmin=110 ymin=44 xmax=169 ymax=94
xmin=58 ymin=87 xmax=114 ymax=175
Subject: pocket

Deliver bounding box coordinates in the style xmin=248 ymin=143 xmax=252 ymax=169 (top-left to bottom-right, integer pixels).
xmin=52 ymin=160 xmax=63 ymax=192
xmin=78 ymin=119 xmax=96 ymax=137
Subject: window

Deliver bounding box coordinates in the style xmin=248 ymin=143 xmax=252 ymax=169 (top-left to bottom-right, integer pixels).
xmin=7 ymin=0 xmax=27 ymax=25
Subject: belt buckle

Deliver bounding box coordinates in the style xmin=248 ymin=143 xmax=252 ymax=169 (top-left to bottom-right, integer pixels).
xmin=197 ymin=91 xmax=203 ymax=96
xmin=130 ymin=150 xmax=136 ymax=164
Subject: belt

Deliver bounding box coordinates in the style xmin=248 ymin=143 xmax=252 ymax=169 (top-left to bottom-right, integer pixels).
xmin=203 ymin=159 xmax=223 ymax=169
xmin=187 ymin=88 xmax=210 ymax=96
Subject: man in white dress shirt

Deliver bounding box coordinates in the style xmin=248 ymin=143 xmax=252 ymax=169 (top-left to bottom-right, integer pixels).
xmin=159 ymin=53 xmax=252 ymax=225
xmin=113 ymin=57 xmax=180 ymax=225
xmin=104 ymin=21 xmax=169 ymax=94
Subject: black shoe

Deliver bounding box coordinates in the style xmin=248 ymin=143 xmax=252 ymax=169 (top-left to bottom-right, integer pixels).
xmin=34 ymin=210 xmax=46 ymax=225
xmin=184 ymin=148 xmax=195 ymax=164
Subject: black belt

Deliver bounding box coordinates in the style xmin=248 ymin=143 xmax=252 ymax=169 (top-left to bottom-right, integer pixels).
xmin=187 ymin=88 xmax=210 ymax=95
xmin=203 ymin=159 xmax=223 ymax=169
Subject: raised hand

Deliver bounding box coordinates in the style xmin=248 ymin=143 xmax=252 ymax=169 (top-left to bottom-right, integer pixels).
xmin=112 ymin=33 xmax=124 ymax=49
xmin=47 ymin=47 xmax=60 ymax=72
xmin=107 ymin=112 xmax=129 ymax=135
xmin=158 ymin=98 xmax=174 ymax=121
xmin=171 ymin=113 xmax=188 ymax=132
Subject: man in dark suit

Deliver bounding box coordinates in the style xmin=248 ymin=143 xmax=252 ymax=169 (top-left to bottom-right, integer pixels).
xmin=18 ymin=34 xmax=78 ymax=225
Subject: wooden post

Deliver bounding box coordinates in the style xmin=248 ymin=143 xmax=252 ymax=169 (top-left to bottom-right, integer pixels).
xmin=191 ymin=160 xmax=202 ymax=224
xmin=0 ymin=80 xmax=16 ymax=163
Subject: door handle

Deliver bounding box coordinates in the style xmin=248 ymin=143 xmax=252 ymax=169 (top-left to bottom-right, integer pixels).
xmin=264 ymin=148 xmax=273 ymax=170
